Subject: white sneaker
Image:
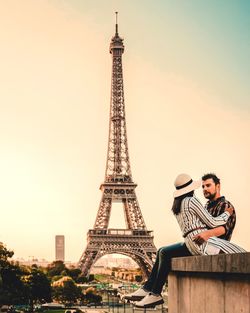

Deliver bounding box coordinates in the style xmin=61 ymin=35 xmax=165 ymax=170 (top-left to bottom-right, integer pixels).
xmin=135 ymin=293 xmax=164 ymax=308
xmin=121 ymin=287 xmax=149 ymax=301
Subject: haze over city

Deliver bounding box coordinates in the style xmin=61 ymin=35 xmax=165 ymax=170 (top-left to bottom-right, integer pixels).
xmin=0 ymin=0 xmax=249 ymax=262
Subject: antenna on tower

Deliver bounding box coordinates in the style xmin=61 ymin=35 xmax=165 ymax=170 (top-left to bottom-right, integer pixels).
xmin=115 ymin=11 xmax=118 ymax=35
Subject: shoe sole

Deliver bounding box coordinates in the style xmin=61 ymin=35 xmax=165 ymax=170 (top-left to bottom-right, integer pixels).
xmin=135 ymin=299 xmax=164 ymax=308
xmin=122 ymin=296 xmax=145 ymax=301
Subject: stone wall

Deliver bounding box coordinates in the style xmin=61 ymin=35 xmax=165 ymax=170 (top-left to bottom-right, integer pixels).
xmin=168 ymin=252 xmax=250 ymax=313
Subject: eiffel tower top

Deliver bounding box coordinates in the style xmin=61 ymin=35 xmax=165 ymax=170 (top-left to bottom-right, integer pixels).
xmin=109 ymin=12 xmax=124 ymax=53
xmin=104 ymin=12 xmax=133 ymax=185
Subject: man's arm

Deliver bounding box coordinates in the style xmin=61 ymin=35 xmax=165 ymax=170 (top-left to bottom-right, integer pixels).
xmin=193 ymin=226 xmax=225 ymax=245
xmin=193 ymin=202 xmax=234 ymax=245
xmin=221 ymin=201 xmax=236 ymax=241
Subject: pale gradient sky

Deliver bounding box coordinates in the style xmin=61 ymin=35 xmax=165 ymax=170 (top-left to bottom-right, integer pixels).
xmin=0 ymin=0 xmax=249 ymax=262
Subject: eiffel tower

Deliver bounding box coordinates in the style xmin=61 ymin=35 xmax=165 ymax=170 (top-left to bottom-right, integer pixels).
xmin=78 ymin=13 xmax=157 ymax=278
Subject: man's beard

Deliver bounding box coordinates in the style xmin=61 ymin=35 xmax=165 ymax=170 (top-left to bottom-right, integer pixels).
xmin=204 ymin=191 xmax=216 ymax=200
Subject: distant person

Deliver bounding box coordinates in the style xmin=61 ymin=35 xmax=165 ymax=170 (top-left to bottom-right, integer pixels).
xmin=122 ymin=173 xmax=245 ymax=308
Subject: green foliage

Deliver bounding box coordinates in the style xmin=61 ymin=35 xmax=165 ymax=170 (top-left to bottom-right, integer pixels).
xmin=46 ymin=262 xmax=87 ymax=283
xmin=93 ymin=274 xmax=108 ymax=282
xmin=22 ymin=266 xmax=52 ymax=304
xmin=0 ymin=244 xmax=14 ymax=263
xmin=52 ymin=276 xmax=82 ymax=304
xmin=51 ymin=275 xmax=63 ymax=283
xmin=81 ymin=287 xmax=102 ymax=305
xmin=88 ymin=274 xmax=95 ymax=282
xmin=0 ymin=264 xmax=27 ymax=304
xmin=0 ymin=243 xmax=52 ymax=306
xmin=85 ymin=292 xmax=102 ymax=304
xmin=67 ymin=268 xmax=82 ymax=282
xmin=0 ymin=242 xmax=91 ymax=306
xmin=46 ymin=261 xmax=68 ymax=278
xmin=75 ymin=275 xmax=88 ymax=283
xmin=0 ymin=243 xmax=26 ymax=305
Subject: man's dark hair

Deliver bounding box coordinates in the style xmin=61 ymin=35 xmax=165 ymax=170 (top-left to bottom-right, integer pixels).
xmin=202 ymin=173 xmax=220 ymax=185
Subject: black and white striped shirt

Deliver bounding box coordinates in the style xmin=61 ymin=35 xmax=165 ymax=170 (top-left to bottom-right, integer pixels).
xmin=175 ymin=196 xmax=230 ymax=255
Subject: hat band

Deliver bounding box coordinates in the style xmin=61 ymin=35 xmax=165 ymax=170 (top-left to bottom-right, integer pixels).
xmin=176 ymin=179 xmax=193 ymax=190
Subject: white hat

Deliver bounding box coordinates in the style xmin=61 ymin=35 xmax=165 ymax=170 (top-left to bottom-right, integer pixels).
xmin=173 ymin=173 xmax=201 ymax=198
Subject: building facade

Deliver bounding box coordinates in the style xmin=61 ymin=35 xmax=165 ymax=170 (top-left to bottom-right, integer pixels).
xmin=55 ymin=235 xmax=65 ymax=261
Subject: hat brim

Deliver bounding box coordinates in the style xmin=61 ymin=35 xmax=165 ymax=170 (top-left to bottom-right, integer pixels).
xmin=173 ymin=180 xmax=201 ymax=198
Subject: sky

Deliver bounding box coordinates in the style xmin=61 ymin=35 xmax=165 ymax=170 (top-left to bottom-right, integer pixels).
xmin=0 ymin=0 xmax=249 ymax=262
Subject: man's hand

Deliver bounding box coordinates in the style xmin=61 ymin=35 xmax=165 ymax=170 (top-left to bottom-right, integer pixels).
xmin=193 ymin=230 xmax=212 ymax=245
xmin=224 ymin=203 xmax=234 ymax=216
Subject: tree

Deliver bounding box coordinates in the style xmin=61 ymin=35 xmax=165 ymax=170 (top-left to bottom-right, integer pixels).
xmin=75 ymin=275 xmax=88 ymax=283
xmin=67 ymin=268 xmax=82 ymax=282
xmin=0 ymin=243 xmax=26 ymax=305
xmin=84 ymin=287 xmax=102 ymax=305
xmin=0 ymin=243 xmax=14 ymax=263
xmin=88 ymin=274 xmax=95 ymax=282
xmin=22 ymin=266 xmax=52 ymax=310
xmin=52 ymin=276 xmax=82 ymax=304
xmin=46 ymin=261 xmax=68 ymax=278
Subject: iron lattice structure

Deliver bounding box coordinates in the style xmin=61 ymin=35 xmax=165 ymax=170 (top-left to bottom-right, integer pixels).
xmin=78 ymin=16 xmax=157 ymax=278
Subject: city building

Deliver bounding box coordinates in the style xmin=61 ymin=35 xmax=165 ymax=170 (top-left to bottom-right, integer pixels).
xmin=55 ymin=235 xmax=65 ymax=261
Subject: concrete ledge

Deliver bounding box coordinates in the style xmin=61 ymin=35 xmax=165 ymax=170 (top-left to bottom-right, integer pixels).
xmin=168 ymin=253 xmax=250 ymax=313
xmin=172 ymin=252 xmax=250 ymax=274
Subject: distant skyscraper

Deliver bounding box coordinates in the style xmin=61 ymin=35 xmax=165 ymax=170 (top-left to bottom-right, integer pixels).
xmin=55 ymin=235 xmax=65 ymax=261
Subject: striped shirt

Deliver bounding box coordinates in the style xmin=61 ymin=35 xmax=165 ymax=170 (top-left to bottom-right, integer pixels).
xmin=175 ymin=196 xmax=230 ymax=255
xmin=205 ymin=196 xmax=236 ymax=241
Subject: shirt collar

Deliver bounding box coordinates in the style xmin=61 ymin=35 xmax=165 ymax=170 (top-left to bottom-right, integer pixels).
xmin=207 ymin=196 xmax=225 ymax=209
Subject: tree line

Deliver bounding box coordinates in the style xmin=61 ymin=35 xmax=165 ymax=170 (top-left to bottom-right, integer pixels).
xmin=0 ymin=243 xmax=101 ymax=307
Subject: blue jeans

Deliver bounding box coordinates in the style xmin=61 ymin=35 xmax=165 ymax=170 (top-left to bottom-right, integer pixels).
xmin=143 ymin=242 xmax=191 ymax=294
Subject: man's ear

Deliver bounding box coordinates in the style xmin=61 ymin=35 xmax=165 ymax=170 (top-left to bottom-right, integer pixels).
xmin=216 ymin=183 xmax=221 ymax=193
